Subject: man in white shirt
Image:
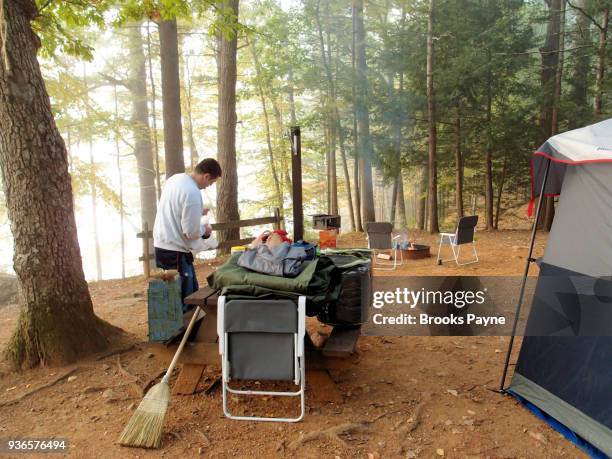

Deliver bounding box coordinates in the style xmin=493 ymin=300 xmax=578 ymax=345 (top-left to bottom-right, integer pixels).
xmin=153 ymin=158 xmax=222 ymax=310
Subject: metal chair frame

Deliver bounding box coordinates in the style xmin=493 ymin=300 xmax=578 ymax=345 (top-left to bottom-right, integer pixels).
xmin=436 ymin=216 xmax=479 ymax=266
xmin=217 ymin=296 xmax=306 ymax=422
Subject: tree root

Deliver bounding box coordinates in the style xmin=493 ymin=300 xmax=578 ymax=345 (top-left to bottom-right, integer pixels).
xmin=116 ymin=354 xmax=142 ymax=397
xmin=0 ymin=366 xmax=77 ymax=407
xmin=397 ymin=392 xmax=431 ymax=436
xmin=287 ymin=422 xmax=370 ymax=450
xmin=94 ymin=344 xmax=136 ymax=361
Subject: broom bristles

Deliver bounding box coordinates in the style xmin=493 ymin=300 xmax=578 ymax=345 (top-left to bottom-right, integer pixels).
xmin=117 ymin=381 xmax=170 ymax=449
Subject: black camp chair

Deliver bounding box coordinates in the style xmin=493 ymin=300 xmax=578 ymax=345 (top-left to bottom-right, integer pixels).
xmin=365 ymin=222 xmax=403 ymax=270
xmin=217 ymin=296 xmax=306 ymax=422
xmin=436 ymin=215 xmax=479 ymax=266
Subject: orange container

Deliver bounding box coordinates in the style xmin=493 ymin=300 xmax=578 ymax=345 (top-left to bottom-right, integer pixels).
xmin=319 ymin=229 xmax=338 ymax=249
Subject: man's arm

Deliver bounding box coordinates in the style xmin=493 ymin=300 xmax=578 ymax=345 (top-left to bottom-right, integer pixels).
xmin=181 ymin=196 xmax=203 ymax=241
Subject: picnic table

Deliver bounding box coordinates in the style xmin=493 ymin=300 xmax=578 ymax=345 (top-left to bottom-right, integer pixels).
xmin=149 ymin=287 xmax=361 ymax=404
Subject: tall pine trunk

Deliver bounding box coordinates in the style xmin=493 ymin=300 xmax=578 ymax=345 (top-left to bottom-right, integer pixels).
xmin=397 ymin=175 xmax=407 ymax=228
xmin=216 ymin=0 xmax=241 ymax=248
xmin=351 ymin=2 xmax=363 ymax=231
xmin=127 ymin=24 xmax=157 ymax=252
xmin=158 ymin=18 xmax=185 ymax=178
xmin=594 ymin=7 xmax=609 ymax=116
xmin=569 ymin=0 xmax=591 ymax=128
xmin=82 ymin=65 xmax=103 ymax=279
xmin=455 ymin=102 xmax=464 ymax=219
xmin=494 ymin=156 xmax=507 ymax=229
xmin=417 ymin=166 xmax=427 ymax=230
xmin=484 ymin=51 xmax=494 ymax=230
xmin=539 ymin=0 xmax=562 ymax=231
xmin=113 ymin=86 xmax=126 ymax=279
xmin=334 ymin=46 xmax=355 ymax=230
xmin=426 ymin=0 xmax=439 ymax=233
xmin=315 ymin=0 xmax=338 ymax=215
xmin=353 ymin=0 xmax=375 ymax=224
xmin=145 ymin=22 xmax=162 ymax=199
xmin=179 ymin=36 xmax=199 ymax=169
xmin=0 ymin=0 xmax=112 ymax=368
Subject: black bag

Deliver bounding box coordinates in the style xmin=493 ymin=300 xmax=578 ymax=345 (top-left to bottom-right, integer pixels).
xmin=318 ymin=256 xmax=371 ymax=327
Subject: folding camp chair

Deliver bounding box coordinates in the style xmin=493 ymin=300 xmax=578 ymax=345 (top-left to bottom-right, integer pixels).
xmin=365 ymin=222 xmax=403 ymax=271
xmin=436 ymin=215 xmax=479 ymax=266
xmin=217 ymin=296 xmax=306 ymax=422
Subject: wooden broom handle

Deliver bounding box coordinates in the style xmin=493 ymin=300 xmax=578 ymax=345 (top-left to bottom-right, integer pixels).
xmin=162 ymin=306 xmax=202 ymax=384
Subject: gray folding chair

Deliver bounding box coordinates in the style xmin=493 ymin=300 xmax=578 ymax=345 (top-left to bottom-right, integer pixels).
xmin=217 ymin=296 xmax=306 ymax=422
xmin=365 ymin=222 xmax=403 ymax=270
xmin=436 ymin=215 xmax=479 ymax=266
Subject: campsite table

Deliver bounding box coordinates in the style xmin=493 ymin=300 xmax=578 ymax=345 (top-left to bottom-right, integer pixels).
xmin=150 ymin=286 xmax=360 ymax=402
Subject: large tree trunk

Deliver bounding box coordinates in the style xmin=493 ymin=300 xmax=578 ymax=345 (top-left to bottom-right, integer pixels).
xmin=315 ymin=0 xmax=338 ymax=215
xmin=88 ymin=140 xmax=102 ymax=280
xmin=338 ymin=123 xmax=356 ymax=231
xmin=569 ymin=0 xmax=591 ymax=128
xmin=389 ymin=69 xmax=406 ymax=229
xmin=0 ymin=0 xmax=112 ymax=368
xmin=216 ymin=0 xmax=241 ymax=248
xmin=484 ymin=52 xmax=494 ymax=230
xmin=127 ymin=24 xmax=158 ymax=250
xmin=543 ymin=0 xmax=566 ymax=231
xmin=454 ymin=102 xmax=464 ymax=219
xmin=351 ymin=3 xmax=362 ymax=231
xmin=334 ymin=43 xmax=355 ymax=230
xmin=113 ymin=86 xmax=126 ymax=279
xmin=82 ymin=65 xmax=103 ymax=280
xmin=594 ymin=7 xmax=609 ymax=117
xmin=397 ymin=174 xmax=407 ymax=228
xmin=158 ymin=18 xmax=185 ymax=178
xmin=494 ymin=156 xmax=507 ymax=229
xmin=179 ymin=35 xmax=199 ymax=169
xmin=353 ymin=0 xmax=375 ymax=224
xmin=539 ymin=0 xmax=563 ymax=231
xmin=417 ymin=166 xmax=427 ymax=230
xmin=426 ymin=0 xmax=439 ymax=233
xmin=145 ymin=22 xmax=162 ymax=199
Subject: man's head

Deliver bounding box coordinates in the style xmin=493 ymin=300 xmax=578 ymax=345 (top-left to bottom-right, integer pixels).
xmin=191 ymin=158 xmax=222 ymax=189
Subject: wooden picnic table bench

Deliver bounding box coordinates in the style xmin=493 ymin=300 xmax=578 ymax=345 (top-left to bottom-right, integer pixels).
xmin=150 ymin=286 xmax=361 ymax=403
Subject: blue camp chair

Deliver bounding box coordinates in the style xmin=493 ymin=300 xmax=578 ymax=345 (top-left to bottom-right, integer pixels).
xmin=217 ymin=296 xmax=306 ymax=422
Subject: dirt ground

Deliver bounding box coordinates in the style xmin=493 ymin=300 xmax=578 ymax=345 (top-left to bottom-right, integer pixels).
xmin=0 ymin=230 xmax=588 ymax=458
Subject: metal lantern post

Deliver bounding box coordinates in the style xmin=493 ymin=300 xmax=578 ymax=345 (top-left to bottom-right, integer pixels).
xmin=291 ymin=126 xmax=304 ymax=241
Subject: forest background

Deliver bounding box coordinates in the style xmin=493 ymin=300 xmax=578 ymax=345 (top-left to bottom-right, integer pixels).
xmin=0 ymin=0 xmax=609 ymax=281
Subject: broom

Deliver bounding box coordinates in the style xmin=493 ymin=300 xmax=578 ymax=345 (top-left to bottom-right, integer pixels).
xmin=118 ymin=305 xmax=204 ymax=448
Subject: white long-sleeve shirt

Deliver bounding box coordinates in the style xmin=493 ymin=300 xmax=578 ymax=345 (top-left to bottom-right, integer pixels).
xmin=153 ymin=173 xmax=206 ymax=253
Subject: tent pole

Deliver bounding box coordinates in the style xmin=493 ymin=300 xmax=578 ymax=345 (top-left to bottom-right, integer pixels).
xmin=499 ymin=158 xmax=552 ymax=392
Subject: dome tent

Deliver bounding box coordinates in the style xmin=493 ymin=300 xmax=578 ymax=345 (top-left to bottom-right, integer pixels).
xmin=501 ymin=119 xmax=612 ymax=457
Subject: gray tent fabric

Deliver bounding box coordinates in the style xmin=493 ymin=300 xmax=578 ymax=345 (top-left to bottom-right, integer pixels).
xmin=530 ymin=118 xmax=612 ymax=209
xmin=542 ymin=163 xmax=612 ymax=277
xmin=510 ymin=121 xmax=612 ymax=456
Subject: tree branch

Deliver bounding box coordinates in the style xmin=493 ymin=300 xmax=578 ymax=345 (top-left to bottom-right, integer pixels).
xmin=567 ymin=0 xmax=605 ymax=31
